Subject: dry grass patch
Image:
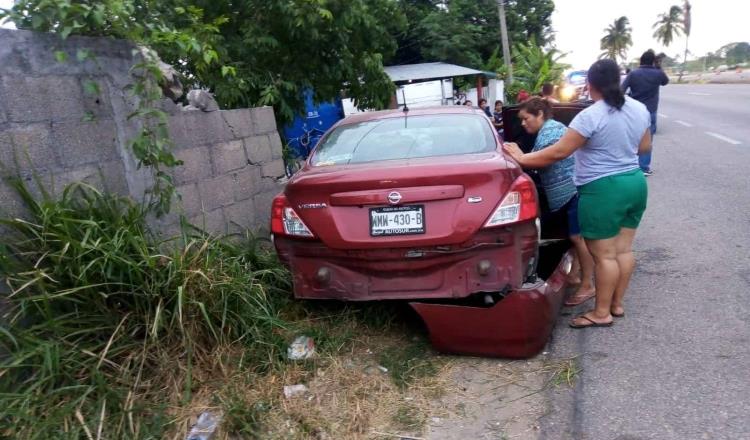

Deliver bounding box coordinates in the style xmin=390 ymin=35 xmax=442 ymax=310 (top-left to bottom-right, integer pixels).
xmin=160 ymin=331 xmax=452 ymax=440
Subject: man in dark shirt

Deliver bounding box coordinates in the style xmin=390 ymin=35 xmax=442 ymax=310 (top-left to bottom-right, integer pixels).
xmin=622 ymin=49 xmax=669 ymax=175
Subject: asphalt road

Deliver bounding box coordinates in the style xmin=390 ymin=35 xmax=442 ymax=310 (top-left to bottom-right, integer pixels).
xmin=540 ymin=84 xmax=750 ymax=440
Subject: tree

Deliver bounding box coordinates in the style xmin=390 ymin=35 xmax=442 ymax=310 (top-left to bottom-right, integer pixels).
xmin=1 ymin=0 xmax=406 ymax=124
xmin=652 ymin=5 xmax=684 ymax=47
xmin=1 ymin=0 xmax=406 ymax=213
xmin=505 ymin=39 xmax=570 ymax=103
xmin=388 ymin=0 xmax=556 ymax=70
xmin=600 ymin=16 xmax=633 ymax=63
xmin=390 ymin=0 xmax=437 ymax=66
xmin=678 ymin=0 xmax=692 ymax=81
xmin=726 ymin=42 xmax=750 ymax=65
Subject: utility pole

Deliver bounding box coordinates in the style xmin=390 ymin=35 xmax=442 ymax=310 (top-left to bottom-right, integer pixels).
xmin=496 ymin=0 xmax=513 ymax=84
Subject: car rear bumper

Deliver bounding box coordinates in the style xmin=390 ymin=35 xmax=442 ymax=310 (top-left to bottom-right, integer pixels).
xmin=410 ymin=250 xmax=572 ymax=358
xmin=273 ymin=223 xmax=538 ymax=301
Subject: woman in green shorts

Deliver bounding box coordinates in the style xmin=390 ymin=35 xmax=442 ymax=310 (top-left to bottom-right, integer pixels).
xmin=503 ymin=59 xmax=652 ymax=329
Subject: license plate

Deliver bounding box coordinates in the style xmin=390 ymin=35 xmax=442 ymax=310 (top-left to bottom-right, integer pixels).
xmin=369 ymin=205 xmax=425 ymax=236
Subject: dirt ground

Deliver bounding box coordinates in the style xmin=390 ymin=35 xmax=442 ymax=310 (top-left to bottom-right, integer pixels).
xmin=424 ymin=357 xmax=549 ymax=440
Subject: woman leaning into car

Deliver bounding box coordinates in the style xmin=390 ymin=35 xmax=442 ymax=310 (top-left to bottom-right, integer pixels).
xmin=503 ymin=59 xmax=651 ymax=329
xmin=514 ymin=97 xmax=596 ymax=307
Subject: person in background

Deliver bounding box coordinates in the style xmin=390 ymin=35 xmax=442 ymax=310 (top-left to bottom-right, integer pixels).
xmin=478 ymin=98 xmax=493 ymax=118
xmin=514 ymin=98 xmax=595 ymax=304
xmin=464 ymin=100 xmax=473 ymax=107
xmin=493 ymin=100 xmax=504 ymax=139
xmin=516 ymin=89 xmax=530 ymax=103
xmin=622 ymin=49 xmax=669 ymax=176
xmin=504 ymin=59 xmax=652 ymax=329
xmin=654 ymin=53 xmax=667 ymax=69
xmin=541 ymin=83 xmax=560 ymax=103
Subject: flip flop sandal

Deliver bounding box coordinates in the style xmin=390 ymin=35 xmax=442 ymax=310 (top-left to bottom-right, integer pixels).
xmin=564 ymin=291 xmax=596 ymax=307
xmin=569 ymin=315 xmax=614 ymax=329
xmin=611 ymin=311 xmax=625 ymax=318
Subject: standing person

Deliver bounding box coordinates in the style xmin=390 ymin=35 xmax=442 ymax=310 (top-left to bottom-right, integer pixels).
xmin=464 ymin=100 xmax=473 ymax=107
xmin=493 ymin=100 xmax=504 ymax=138
xmin=503 ymin=59 xmax=652 ymax=328
xmin=478 ymin=98 xmax=493 ymax=118
xmin=541 ymin=83 xmax=560 ymax=103
xmin=515 ymin=98 xmax=595 ymax=304
xmin=622 ymin=49 xmax=669 ymax=176
xmin=654 ymin=53 xmax=667 ymax=69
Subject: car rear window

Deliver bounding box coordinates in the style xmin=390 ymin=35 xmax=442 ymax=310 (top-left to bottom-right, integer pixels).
xmin=310 ymin=114 xmax=496 ymax=166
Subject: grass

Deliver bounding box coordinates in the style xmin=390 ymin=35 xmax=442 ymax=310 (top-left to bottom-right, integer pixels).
xmin=547 ymin=357 xmax=581 ymax=388
xmin=0 ymin=178 xmax=446 ymax=439
xmin=379 ymin=339 xmax=438 ymax=390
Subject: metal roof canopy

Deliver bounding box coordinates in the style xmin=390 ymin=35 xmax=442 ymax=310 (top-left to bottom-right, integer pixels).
xmin=383 ymin=62 xmax=496 ymax=83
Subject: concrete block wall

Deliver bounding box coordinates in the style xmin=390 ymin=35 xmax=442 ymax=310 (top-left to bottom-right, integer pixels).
xmin=0 ymin=29 xmax=284 ymax=235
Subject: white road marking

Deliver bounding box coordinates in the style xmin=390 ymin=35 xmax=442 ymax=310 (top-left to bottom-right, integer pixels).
xmin=675 ymin=120 xmax=693 ymax=127
xmin=658 ymin=113 xmax=669 ymax=118
xmin=688 ymin=92 xmax=711 ymax=96
xmin=705 ymin=131 xmax=742 ymax=145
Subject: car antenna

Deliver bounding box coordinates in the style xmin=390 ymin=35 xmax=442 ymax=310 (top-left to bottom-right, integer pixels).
xmin=401 ymin=87 xmax=409 ymax=127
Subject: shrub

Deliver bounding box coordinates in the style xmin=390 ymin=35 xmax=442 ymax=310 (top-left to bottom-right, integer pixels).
xmin=0 ymin=180 xmax=292 ymax=438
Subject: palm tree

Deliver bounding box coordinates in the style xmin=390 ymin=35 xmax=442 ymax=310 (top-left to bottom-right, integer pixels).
xmin=652 ymin=5 xmax=684 ymax=47
xmin=679 ymin=0 xmax=692 ymax=81
xmin=599 ymin=17 xmax=633 ymax=63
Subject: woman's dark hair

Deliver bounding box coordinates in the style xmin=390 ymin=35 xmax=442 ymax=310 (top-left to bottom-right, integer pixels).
xmin=587 ymin=59 xmax=626 ymax=110
xmin=519 ymin=97 xmax=552 ymax=120
xmin=494 ymin=99 xmax=503 ymax=106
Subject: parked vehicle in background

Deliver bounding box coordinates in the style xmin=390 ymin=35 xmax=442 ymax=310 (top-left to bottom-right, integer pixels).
xmin=271 ymin=105 xmax=589 ymax=358
xmin=559 ymin=70 xmax=588 ymax=102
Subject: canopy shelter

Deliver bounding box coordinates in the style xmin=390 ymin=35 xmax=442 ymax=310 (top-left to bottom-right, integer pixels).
xmin=382 ymin=62 xmax=498 ymax=108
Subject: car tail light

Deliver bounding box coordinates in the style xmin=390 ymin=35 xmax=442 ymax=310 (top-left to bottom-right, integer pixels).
xmin=484 ymin=174 xmax=538 ymax=227
xmin=271 ymin=195 xmax=314 ymax=237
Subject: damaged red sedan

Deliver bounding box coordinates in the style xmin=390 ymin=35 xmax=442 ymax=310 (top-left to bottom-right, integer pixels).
xmin=272 ymin=106 xmax=578 ymax=358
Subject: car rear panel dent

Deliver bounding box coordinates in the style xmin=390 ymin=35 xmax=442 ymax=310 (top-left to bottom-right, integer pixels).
xmin=410 ymin=251 xmax=573 ymax=359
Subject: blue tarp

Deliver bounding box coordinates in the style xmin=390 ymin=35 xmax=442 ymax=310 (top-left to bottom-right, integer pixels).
xmin=283 ymin=90 xmax=343 ymax=158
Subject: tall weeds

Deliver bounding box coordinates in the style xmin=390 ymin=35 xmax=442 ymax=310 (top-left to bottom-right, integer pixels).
xmin=0 ymin=180 xmax=293 ymax=438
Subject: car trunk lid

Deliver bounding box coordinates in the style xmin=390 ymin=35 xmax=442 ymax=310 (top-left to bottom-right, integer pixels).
xmin=285 ymin=153 xmax=518 ymax=250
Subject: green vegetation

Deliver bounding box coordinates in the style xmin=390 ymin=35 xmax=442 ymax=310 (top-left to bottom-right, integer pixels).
xmin=0 ymin=179 xmax=292 ymax=438
xmin=679 ymin=42 xmax=750 ymax=73
xmin=725 ymin=42 xmax=750 ymax=65
xmin=651 ymin=1 xmax=691 ymax=80
xmin=0 ymin=178 xmax=446 ymax=438
xmin=506 ymin=39 xmax=570 ymax=104
xmin=0 ymin=0 xmax=403 ymax=126
xmin=652 ymin=5 xmax=685 ymax=48
xmin=392 ymin=0 xmax=554 ymax=69
xmin=548 ymin=357 xmax=581 ymax=388
xmin=600 ymin=16 xmax=633 ymax=63
xmin=379 ymin=339 xmax=438 ymax=390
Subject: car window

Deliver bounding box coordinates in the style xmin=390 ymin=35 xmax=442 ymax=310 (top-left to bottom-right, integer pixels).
xmin=310 ymin=114 xmax=496 ymax=166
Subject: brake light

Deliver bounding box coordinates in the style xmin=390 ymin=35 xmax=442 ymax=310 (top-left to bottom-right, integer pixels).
xmin=271 ymin=195 xmax=314 ymax=237
xmin=484 ymin=174 xmax=538 ymax=227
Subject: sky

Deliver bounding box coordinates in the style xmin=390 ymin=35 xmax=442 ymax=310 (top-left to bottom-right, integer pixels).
xmin=1 ymin=0 xmax=14 ymax=28
xmin=551 ymin=0 xmax=750 ymax=69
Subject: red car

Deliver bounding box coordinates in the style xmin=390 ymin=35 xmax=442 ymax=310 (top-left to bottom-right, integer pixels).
xmin=272 ymin=105 xmax=579 ymax=358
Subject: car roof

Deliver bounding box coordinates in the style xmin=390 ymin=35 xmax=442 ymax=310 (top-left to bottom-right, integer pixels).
xmin=337 ymin=106 xmax=488 ymax=127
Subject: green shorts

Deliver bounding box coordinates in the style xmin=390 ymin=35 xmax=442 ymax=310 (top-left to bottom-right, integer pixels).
xmin=577 ymin=168 xmax=648 ymax=240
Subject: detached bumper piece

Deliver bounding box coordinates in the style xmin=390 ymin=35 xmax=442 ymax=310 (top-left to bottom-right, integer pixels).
xmin=410 ymin=251 xmax=572 ymax=359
